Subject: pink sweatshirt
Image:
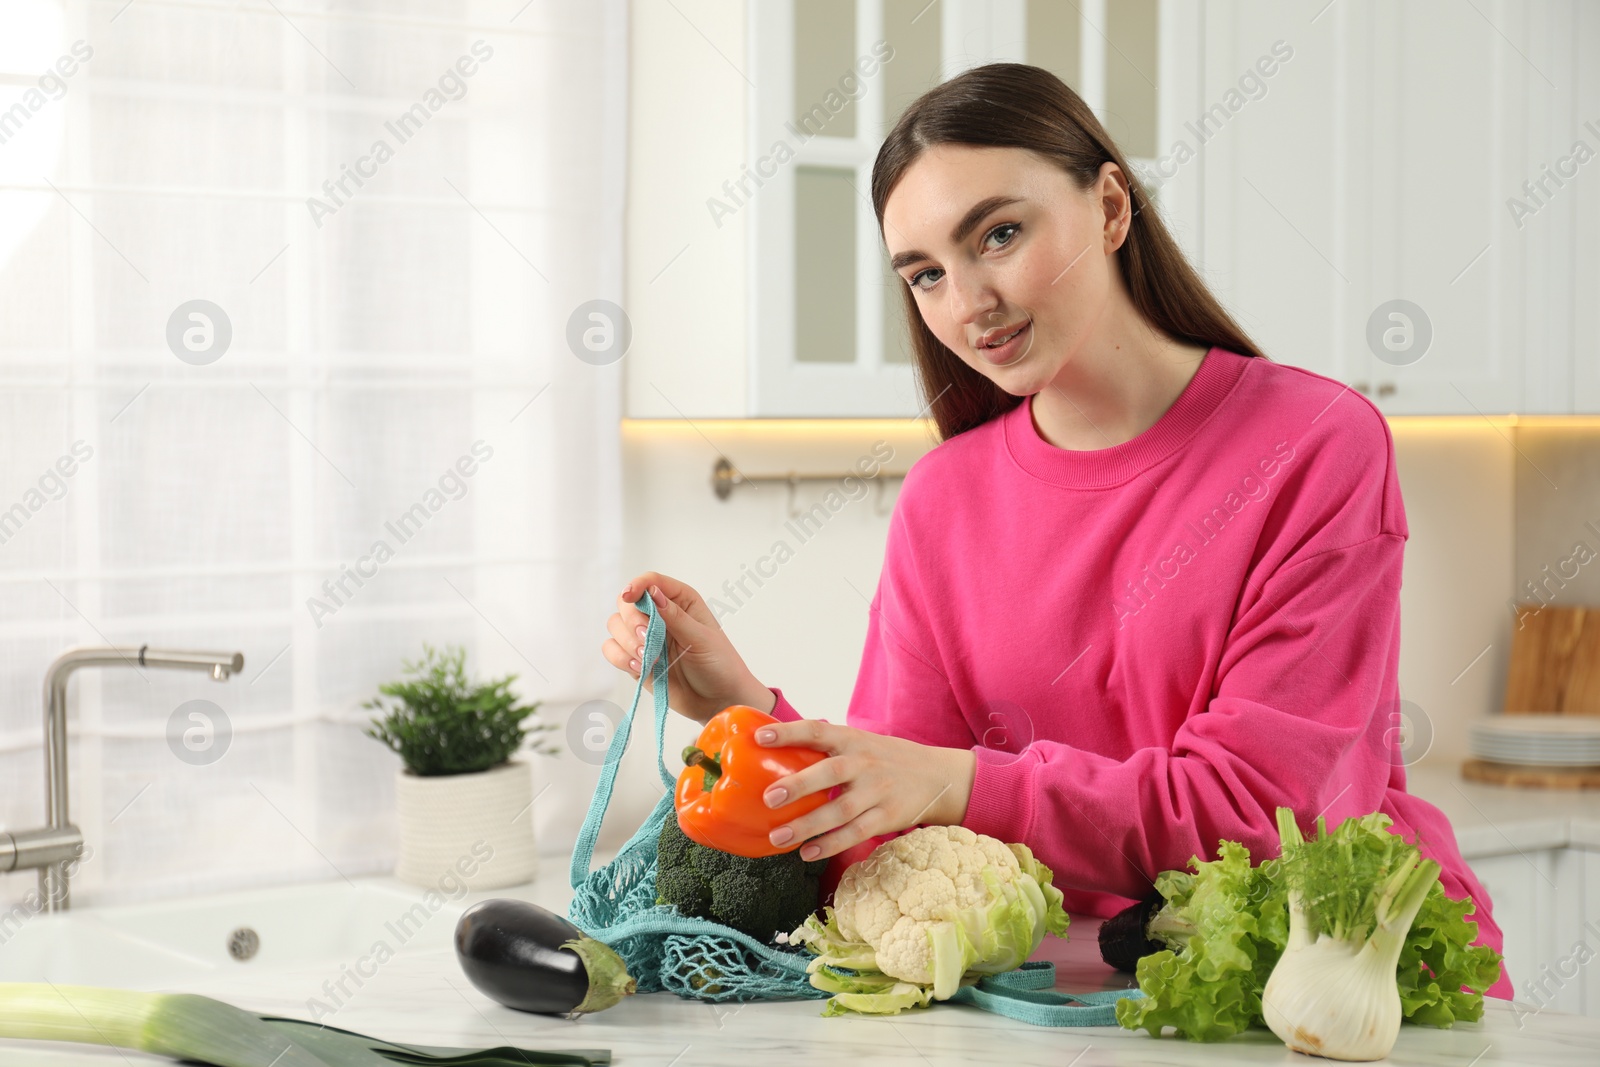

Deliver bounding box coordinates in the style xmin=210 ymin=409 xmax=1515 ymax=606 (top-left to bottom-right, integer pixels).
xmin=767 ymin=345 xmax=1511 ymax=998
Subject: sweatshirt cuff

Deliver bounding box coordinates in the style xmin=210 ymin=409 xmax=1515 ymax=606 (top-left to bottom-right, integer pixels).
xmin=959 ymin=745 xmax=1038 ymax=843
xmin=767 ymin=687 xmax=803 ymax=722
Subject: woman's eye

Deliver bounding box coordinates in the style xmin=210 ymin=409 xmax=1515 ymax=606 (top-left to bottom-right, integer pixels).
xmin=904 ymin=223 xmax=1018 ymax=291
xmin=985 ymin=222 xmax=1020 ymax=249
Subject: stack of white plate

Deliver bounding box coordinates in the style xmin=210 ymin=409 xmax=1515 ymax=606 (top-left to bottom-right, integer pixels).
xmin=1470 ymin=715 xmax=1600 ymax=767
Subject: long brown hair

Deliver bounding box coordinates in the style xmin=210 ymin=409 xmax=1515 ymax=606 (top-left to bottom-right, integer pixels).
xmin=872 ymin=63 xmax=1269 ymax=441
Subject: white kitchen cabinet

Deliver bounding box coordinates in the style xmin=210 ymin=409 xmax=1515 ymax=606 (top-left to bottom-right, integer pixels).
xmin=1543 ymin=847 xmax=1584 ymax=1017
xmin=1468 ymin=846 xmax=1600 ymax=1017
xmin=1188 ymin=1 xmax=1598 ymax=416
xmin=1550 ymin=847 xmax=1600 ymax=1021
xmin=1575 ymin=3 xmax=1600 ymax=417
xmin=1585 ymin=849 xmax=1600 ymax=1018
xmin=744 ymin=0 xmax=1167 ymax=416
xmin=628 ymin=2 xmax=1596 ymax=418
xmin=1470 ymin=850 xmax=1553 ymax=1010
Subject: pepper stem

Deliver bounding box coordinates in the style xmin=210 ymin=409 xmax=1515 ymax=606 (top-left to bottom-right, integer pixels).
xmin=681 ymin=745 xmax=722 ymax=791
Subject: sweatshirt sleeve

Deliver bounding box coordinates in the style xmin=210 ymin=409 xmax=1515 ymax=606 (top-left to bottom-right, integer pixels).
xmin=961 ymin=531 xmax=1408 ymax=898
xmin=768 ymin=687 xmax=803 ymax=722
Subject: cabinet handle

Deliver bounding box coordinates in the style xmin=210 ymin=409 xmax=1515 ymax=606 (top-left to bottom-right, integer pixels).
xmin=1352 ymin=381 xmax=1371 ymax=394
xmin=1377 ymin=382 xmax=1397 ymax=398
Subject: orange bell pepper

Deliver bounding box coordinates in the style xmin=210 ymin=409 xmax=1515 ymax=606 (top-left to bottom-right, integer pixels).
xmin=675 ymin=705 xmax=829 ymax=858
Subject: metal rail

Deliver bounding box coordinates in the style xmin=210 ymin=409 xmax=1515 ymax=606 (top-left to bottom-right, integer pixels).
xmin=710 ymin=460 xmax=908 ymax=502
xmin=711 ymin=456 xmax=908 ymax=518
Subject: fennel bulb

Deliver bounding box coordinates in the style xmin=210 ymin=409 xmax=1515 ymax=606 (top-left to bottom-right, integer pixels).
xmin=1115 ymin=807 xmax=1502 ymax=1045
xmin=1262 ymin=808 xmax=1440 ymax=1061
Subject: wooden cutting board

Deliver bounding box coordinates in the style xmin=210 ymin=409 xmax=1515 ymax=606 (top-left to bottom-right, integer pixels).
xmin=1502 ymin=604 xmax=1600 ymax=715
xmin=1461 ymin=759 xmax=1600 ymax=789
xmin=1464 ymin=605 xmax=1600 ymax=788
xmin=1465 ymin=604 xmax=1600 ymax=790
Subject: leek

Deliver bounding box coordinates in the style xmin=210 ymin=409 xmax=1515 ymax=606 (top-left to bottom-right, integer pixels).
xmin=0 ymin=984 xmax=608 ymax=1066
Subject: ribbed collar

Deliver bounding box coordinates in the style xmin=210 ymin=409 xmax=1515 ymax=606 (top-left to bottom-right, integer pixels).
xmin=1001 ymin=346 xmax=1252 ymax=489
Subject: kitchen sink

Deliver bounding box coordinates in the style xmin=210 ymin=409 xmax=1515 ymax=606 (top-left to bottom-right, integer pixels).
xmin=0 ymin=912 xmax=213 ymax=986
xmin=0 ymin=878 xmax=468 ymax=988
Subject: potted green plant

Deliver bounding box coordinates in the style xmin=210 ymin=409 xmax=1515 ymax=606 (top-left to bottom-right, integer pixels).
xmin=365 ymin=644 xmax=558 ymax=890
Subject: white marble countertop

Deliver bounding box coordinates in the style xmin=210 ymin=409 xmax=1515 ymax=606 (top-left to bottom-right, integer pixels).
xmin=7 ymin=855 xmax=1600 ymax=1066
xmin=1406 ymin=763 xmax=1600 ymax=857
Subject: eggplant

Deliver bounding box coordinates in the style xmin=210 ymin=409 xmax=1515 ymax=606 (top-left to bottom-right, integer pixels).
xmin=455 ymin=899 xmax=636 ymax=1015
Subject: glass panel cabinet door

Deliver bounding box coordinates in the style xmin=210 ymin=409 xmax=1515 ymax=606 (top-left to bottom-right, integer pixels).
xmin=794 ymin=0 xmax=859 ymax=138
xmin=794 ymin=165 xmax=857 ymax=364
xmin=750 ymin=0 xmax=924 ymax=415
xmin=750 ymin=0 xmax=1161 ymax=416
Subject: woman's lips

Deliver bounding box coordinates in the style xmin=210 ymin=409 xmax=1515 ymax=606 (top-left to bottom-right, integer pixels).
xmin=976 ymin=320 xmax=1030 ymax=366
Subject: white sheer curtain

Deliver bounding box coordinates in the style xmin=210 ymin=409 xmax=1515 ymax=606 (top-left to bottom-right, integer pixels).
xmin=0 ymin=0 xmax=627 ymax=907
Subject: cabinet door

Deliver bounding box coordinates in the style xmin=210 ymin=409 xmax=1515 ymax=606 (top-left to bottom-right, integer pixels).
xmin=1579 ymin=848 xmax=1600 ymax=1018
xmin=748 ymin=0 xmax=1172 ymax=416
xmin=1187 ymin=0 xmax=1346 ymax=385
xmin=1547 ymin=847 xmax=1588 ymax=1016
xmin=1573 ymin=5 xmax=1600 ymax=415
xmin=1196 ymin=1 xmax=1591 ymax=415
xmin=1467 ymin=850 xmax=1556 ymax=1006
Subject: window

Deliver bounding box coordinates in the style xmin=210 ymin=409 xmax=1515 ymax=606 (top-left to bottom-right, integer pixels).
xmin=0 ymin=0 xmax=625 ymax=905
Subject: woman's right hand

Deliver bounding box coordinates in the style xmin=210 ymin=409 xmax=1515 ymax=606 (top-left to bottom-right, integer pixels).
xmin=602 ymin=572 xmax=776 ymax=725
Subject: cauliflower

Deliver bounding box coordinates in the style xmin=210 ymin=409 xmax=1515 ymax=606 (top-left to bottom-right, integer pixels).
xmin=787 ymin=825 xmax=1070 ymax=1014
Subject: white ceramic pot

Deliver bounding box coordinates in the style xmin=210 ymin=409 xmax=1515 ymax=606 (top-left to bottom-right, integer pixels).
xmin=394 ymin=759 xmax=538 ymax=890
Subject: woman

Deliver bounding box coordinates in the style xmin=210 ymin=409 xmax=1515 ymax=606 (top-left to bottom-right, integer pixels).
xmin=603 ymin=63 xmax=1510 ymax=997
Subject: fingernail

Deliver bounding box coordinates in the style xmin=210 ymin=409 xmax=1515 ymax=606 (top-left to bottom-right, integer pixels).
xmin=800 ymin=844 xmax=820 ymax=860
xmin=764 ymin=787 xmax=787 ymax=807
xmin=636 ymin=626 xmax=645 ymax=639
xmin=650 ymin=584 xmax=661 ymax=596
xmin=756 ymin=728 xmax=776 ymax=743
xmin=769 ymin=827 xmax=794 ymax=846
xmin=628 ymin=658 xmax=639 ymax=670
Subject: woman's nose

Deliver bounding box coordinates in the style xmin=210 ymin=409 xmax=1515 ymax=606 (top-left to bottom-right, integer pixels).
xmin=940 ymin=267 xmax=992 ymax=329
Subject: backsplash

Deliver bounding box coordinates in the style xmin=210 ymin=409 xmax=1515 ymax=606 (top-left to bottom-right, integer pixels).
xmin=1511 ymin=423 xmax=1600 ymax=616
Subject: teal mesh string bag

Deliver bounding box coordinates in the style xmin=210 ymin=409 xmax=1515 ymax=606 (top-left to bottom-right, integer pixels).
xmin=565 ymin=591 xmax=826 ymax=1002
xmin=565 ymin=590 xmax=1146 ymax=1023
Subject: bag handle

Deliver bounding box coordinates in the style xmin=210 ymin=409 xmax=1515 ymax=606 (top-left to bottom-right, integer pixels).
xmin=948 ymin=961 xmax=1143 ymax=1026
xmin=569 ymin=591 xmax=675 ymax=889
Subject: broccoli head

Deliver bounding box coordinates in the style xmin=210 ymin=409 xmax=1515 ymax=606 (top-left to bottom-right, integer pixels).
xmin=655 ymin=811 xmax=828 ymax=942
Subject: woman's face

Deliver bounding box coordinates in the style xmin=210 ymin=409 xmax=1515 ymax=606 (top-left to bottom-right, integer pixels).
xmin=882 ymin=144 xmax=1127 ymax=395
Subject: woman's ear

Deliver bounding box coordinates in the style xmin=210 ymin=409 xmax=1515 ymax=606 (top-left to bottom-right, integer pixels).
xmin=1094 ymin=163 xmax=1133 ymax=251
xmin=1107 ymin=212 xmax=1130 ymax=253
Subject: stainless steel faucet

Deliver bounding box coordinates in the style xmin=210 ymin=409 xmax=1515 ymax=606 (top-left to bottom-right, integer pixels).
xmin=1 ymin=645 xmax=245 ymax=912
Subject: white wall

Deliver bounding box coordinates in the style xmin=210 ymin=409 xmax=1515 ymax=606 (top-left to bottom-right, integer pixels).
xmin=1391 ymin=423 xmax=1516 ymax=769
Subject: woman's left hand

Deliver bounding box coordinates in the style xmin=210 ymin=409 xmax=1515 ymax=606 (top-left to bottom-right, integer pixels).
xmin=753 ymin=719 xmax=978 ymax=861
